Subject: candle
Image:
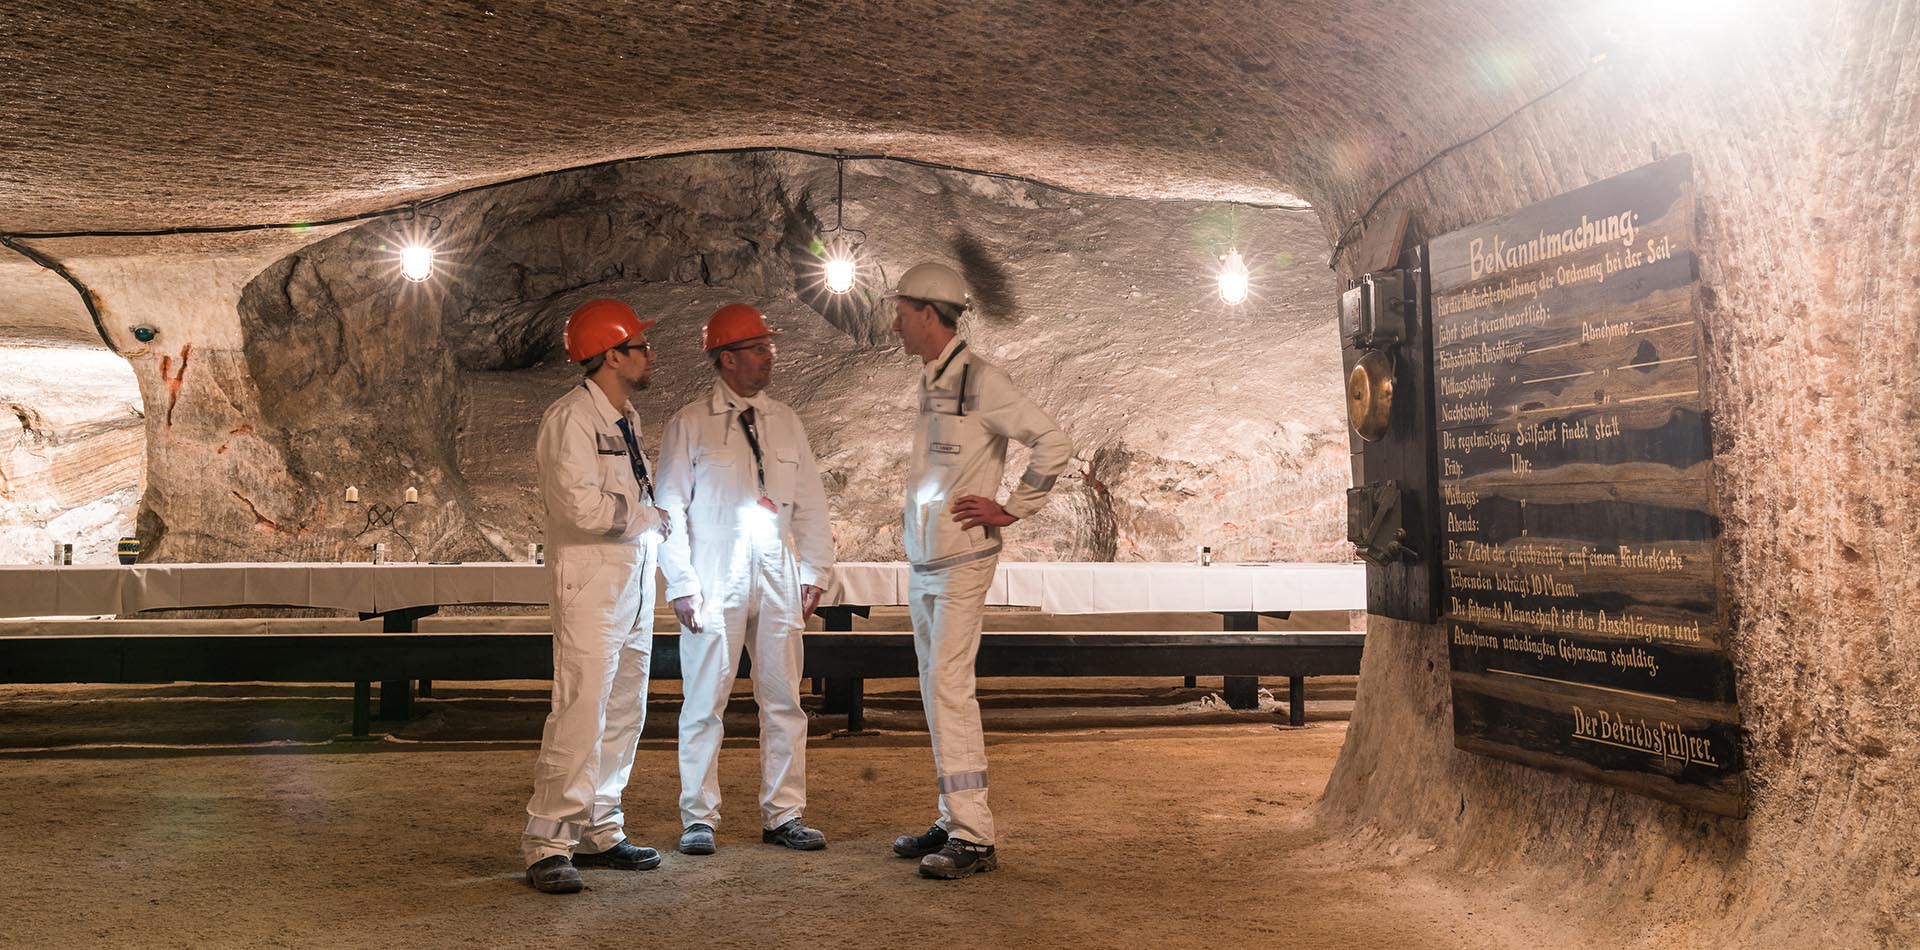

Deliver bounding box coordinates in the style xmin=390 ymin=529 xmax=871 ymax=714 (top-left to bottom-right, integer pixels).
xmin=345 ymin=486 xmax=359 ymax=504
xmin=404 ymin=486 xmax=419 ymax=504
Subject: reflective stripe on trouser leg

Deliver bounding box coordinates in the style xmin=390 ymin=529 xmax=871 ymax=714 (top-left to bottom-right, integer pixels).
xmin=939 ymin=770 xmax=988 ymax=793
xmin=909 ymin=555 xmax=998 ymax=846
xmin=747 ymin=556 xmax=808 ymax=829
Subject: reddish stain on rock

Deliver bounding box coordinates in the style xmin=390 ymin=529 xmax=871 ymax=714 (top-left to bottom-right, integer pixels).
xmin=163 ymin=344 xmax=192 ymax=427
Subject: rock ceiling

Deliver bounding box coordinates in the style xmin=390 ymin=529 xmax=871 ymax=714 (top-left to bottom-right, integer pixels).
xmin=0 ymin=0 xmax=1593 ymax=236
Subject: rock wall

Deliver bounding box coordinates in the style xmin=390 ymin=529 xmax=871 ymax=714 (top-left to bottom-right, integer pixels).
xmin=28 ymin=155 xmax=1348 ymax=566
xmin=1313 ymin=3 xmax=1919 ymax=947
xmin=0 ymin=346 xmax=143 ymax=564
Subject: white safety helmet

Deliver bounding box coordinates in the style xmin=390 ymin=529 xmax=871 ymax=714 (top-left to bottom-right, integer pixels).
xmin=889 ymin=262 xmax=970 ymax=309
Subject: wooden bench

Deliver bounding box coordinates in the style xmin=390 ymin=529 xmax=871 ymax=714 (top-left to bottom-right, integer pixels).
xmin=1 ymin=614 xmax=1362 ymax=735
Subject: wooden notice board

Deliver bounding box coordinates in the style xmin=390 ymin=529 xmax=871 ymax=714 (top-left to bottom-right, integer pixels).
xmin=1426 ymin=156 xmax=1746 ymax=817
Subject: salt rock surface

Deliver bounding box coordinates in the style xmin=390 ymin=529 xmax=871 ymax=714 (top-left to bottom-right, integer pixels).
xmin=0 ymin=346 xmax=143 ymax=564
xmin=124 ymin=153 xmax=1353 ymax=565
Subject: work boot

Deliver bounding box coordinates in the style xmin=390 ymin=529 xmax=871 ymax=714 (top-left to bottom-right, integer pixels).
xmin=761 ymin=818 xmax=827 ymax=851
xmin=918 ymin=839 xmax=997 ymax=879
xmin=572 ymin=839 xmax=662 ymax=871
xmin=891 ymin=824 xmax=948 ymax=859
xmin=525 ymin=855 xmax=583 ymax=894
xmin=678 ymin=823 xmax=716 ymax=855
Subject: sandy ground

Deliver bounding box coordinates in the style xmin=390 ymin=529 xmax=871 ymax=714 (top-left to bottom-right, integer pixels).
xmin=0 ymin=677 xmax=1564 ymax=950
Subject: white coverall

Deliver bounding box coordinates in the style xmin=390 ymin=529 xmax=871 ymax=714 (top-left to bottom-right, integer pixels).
xmin=903 ymin=339 xmax=1074 ymax=846
xmin=656 ymin=380 xmax=835 ymax=832
xmin=522 ymin=380 xmax=665 ymax=867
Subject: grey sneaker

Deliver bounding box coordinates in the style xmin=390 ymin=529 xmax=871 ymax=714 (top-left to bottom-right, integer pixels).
xmin=525 ymin=855 xmax=583 ymax=894
xmin=678 ymin=823 xmax=716 ymax=855
xmin=891 ymin=824 xmax=948 ymax=859
xmin=918 ymin=839 xmax=997 ymax=879
xmin=761 ymin=818 xmax=827 ymax=851
xmin=572 ymin=839 xmax=661 ymax=871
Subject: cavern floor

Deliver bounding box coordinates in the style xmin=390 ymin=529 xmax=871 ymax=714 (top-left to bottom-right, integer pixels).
xmin=0 ymin=681 xmax=1563 ymax=950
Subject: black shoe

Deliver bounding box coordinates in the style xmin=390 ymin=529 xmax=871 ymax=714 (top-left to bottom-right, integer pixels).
xmin=762 ymin=818 xmax=827 ymax=851
xmin=891 ymin=824 xmax=948 ymax=859
xmin=918 ymin=839 xmax=997 ymax=879
xmin=678 ymin=823 xmax=716 ymax=855
xmin=572 ymin=839 xmax=662 ymax=871
xmin=526 ymin=855 xmax=584 ymax=893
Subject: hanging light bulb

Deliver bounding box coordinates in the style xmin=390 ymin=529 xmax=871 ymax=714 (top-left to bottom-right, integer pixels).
xmin=824 ymin=253 xmax=856 ymax=294
xmin=814 ymin=154 xmax=867 ymax=296
xmin=1218 ymin=247 xmax=1250 ymax=305
xmin=400 ymin=244 xmax=435 ymax=282
xmin=393 ymin=202 xmax=442 ymax=283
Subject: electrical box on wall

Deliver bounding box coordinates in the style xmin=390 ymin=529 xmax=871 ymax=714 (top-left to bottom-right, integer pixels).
xmin=1340 ymin=247 xmax=1441 ymax=622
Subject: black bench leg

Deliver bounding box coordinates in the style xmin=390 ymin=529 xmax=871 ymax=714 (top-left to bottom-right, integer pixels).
xmin=846 ymin=678 xmax=864 ymax=731
xmin=418 ymin=679 xmax=433 ymax=699
xmin=1223 ymin=676 xmax=1260 ymax=710
xmin=363 ymin=604 xmax=438 ymax=722
xmin=380 ymin=680 xmax=412 ymax=720
xmin=1220 ymin=611 xmax=1260 ymax=709
xmin=811 ymin=676 xmax=823 ymax=695
xmin=1289 ymin=675 xmax=1306 ymax=726
xmin=823 ymin=677 xmax=865 ymax=730
xmin=1184 ymin=676 xmax=1197 ymax=688
xmin=353 ymin=681 xmax=371 ymax=737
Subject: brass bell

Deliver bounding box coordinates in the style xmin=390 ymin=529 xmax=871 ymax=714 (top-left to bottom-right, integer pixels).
xmin=1347 ymin=350 xmax=1394 ymax=442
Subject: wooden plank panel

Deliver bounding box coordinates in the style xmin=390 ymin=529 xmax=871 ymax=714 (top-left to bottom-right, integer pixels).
xmin=1426 ymin=155 xmax=1745 ymax=815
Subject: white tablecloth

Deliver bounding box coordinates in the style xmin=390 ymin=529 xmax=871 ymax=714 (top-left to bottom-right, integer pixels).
xmin=825 ymin=562 xmax=1365 ymax=614
xmin=0 ymin=563 xmax=549 ymax=617
xmin=0 ymin=561 xmax=1366 ymax=618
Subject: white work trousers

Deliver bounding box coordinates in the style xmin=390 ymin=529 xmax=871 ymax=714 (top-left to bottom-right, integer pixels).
xmin=908 ymin=554 xmax=997 ymax=846
xmin=676 ymin=550 xmax=809 ymax=831
xmin=521 ymin=549 xmax=655 ymax=866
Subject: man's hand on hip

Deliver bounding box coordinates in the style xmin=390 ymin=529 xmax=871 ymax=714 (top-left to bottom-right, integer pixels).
xmin=671 ymin=595 xmax=703 ymax=633
xmin=951 ymin=495 xmax=1017 ymax=529
xmin=800 ymin=584 xmax=825 ymax=621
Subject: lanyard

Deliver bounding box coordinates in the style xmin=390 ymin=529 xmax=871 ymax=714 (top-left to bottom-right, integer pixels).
xmin=736 ymin=407 xmax=768 ymax=496
xmin=927 ymin=341 xmax=970 ymax=416
xmin=612 ymin=417 xmax=653 ymax=502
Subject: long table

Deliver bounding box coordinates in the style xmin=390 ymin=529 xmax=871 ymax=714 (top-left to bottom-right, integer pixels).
xmin=0 ymin=561 xmax=1365 ymax=732
xmin=0 ymin=561 xmax=1364 ymax=618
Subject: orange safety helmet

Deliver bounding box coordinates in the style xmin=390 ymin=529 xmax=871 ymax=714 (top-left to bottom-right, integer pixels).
xmin=564 ymin=298 xmax=656 ymax=363
xmin=702 ymin=303 xmax=782 ymax=352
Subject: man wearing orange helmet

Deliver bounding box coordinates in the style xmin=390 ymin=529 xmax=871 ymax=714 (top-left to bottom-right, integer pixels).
xmin=521 ymin=297 xmax=672 ymax=895
xmin=655 ymin=303 xmax=835 ymax=856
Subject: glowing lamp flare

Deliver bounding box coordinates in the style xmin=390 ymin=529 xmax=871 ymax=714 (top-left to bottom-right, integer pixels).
xmin=824 ymin=255 xmax=857 ymax=294
xmin=1218 ymin=248 xmax=1250 ymax=305
xmin=400 ymin=245 xmax=435 ymax=282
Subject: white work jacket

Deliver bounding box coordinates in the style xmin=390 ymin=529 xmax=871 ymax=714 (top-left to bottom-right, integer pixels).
xmin=904 ymin=338 xmax=1074 ymax=571
xmin=536 ymin=380 xmax=664 ymax=555
xmin=655 ymin=380 xmax=835 ymax=604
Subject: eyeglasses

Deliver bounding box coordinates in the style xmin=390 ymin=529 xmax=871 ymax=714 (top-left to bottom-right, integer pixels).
xmin=613 ymin=341 xmax=653 ymax=357
xmin=723 ymin=341 xmax=777 ymax=356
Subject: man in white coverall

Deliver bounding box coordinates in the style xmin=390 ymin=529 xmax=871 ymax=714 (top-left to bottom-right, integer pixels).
xmin=886 ymin=262 xmax=1074 ymax=879
xmin=656 ymin=303 xmax=835 ymax=856
xmin=521 ymin=297 xmax=671 ymax=895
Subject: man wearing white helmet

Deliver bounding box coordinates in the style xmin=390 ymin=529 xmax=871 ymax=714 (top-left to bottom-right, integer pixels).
xmin=887 ymin=261 xmax=1075 ymax=879
xmin=655 ymin=303 xmax=835 ymax=857
xmin=522 ymin=298 xmax=671 ymax=894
